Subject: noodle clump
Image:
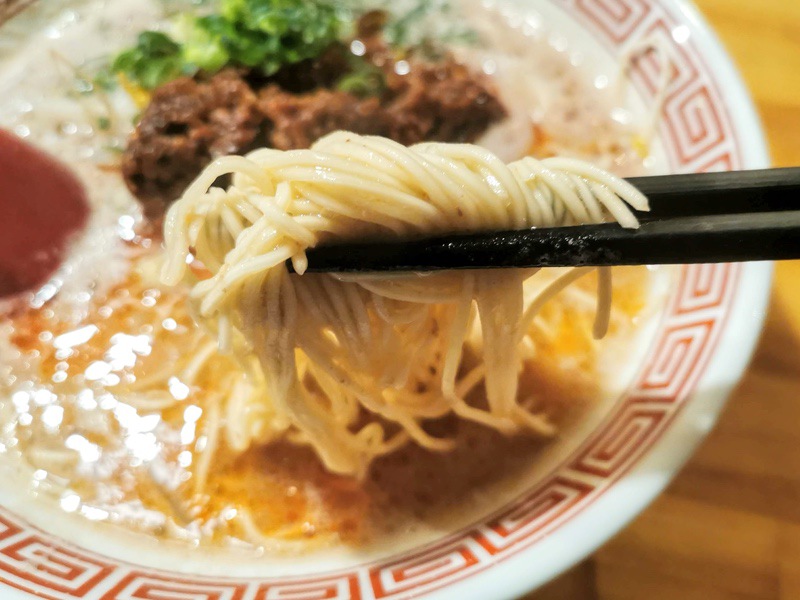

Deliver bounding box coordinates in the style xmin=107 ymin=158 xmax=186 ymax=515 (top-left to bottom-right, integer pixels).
xmin=162 ymin=132 xmax=648 ymax=477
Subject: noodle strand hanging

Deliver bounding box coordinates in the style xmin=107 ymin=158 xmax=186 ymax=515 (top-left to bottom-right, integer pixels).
xmin=162 ymin=132 xmax=649 ymax=477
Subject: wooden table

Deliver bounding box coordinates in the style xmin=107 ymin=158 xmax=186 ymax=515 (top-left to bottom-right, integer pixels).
xmin=527 ymin=1 xmax=800 ymax=598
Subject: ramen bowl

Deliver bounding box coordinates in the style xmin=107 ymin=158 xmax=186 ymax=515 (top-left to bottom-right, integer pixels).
xmin=0 ymin=0 xmax=770 ymax=598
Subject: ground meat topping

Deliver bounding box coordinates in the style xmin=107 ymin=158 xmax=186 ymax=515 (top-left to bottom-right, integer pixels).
xmin=383 ymin=59 xmax=506 ymax=145
xmin=121 ymin=69 xmax=262 ymax=219
xmin=123 ymin=47 xmax=506 ymax=218
xmin=259 ymin=86 xmax=389 ymax=150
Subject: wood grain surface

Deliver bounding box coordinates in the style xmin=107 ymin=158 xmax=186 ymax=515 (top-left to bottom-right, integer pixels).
xmin=527 ymin=1 xmax=800 ymax=598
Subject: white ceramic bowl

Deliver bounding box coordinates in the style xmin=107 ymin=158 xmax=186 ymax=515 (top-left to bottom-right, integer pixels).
xmin=0 ymin=0 xmax=770 ymax=598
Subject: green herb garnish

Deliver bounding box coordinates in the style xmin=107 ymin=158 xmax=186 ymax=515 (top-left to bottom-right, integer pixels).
xmin=92 ymin=67 xmax=119 ymax=92
xmin=349 ymin=0 xmax=479 ymax=54
xmin=336 ymin=56 xmax=386 ymax=98
xmin=214 ymin=0 xmax=342 ymax=74
xmin=383 ymin=1 xmax=429 ymax=48
xmin=109 ymin=0 xmax=343 ymax=89
xmin=106 ymin=0 xmax=480 ymax=94
xmin=111 ymin=31 xmax=188 ymax=90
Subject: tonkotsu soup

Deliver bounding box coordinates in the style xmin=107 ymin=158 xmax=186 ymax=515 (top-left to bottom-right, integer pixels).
xmin=0 ymin=0 xmax=666 ymax=555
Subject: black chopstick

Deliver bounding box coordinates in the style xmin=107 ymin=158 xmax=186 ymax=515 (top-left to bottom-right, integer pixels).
xmin=629 ymin=167 xmax=800 ymax=220
xmin=290 ymin=167 xmax=800 ymax=273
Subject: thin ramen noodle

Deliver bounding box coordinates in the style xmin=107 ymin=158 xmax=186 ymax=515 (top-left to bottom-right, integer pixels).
xmin=162 ymin=132 xmax=649 ymax=478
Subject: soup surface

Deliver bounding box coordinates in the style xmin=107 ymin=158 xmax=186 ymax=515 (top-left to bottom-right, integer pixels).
xmin=0 ymin=0 xmax=663 ymax=554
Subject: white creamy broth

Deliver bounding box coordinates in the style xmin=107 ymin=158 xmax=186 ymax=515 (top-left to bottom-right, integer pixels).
xmin=0 ymin=0 xmax=662 ymax=560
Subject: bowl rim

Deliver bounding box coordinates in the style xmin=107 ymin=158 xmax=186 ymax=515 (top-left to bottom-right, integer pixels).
xmin=440 ymin=0 xmax=773 ymax=596
xmin=0 ymin=0 xmax=772 ymax=598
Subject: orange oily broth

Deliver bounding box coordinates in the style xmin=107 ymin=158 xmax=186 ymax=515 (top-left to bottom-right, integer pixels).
xmin=5 ymin=269 xmax=364 ymax=546
xmin=2 ymin=256 xmax=649 ymax=549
